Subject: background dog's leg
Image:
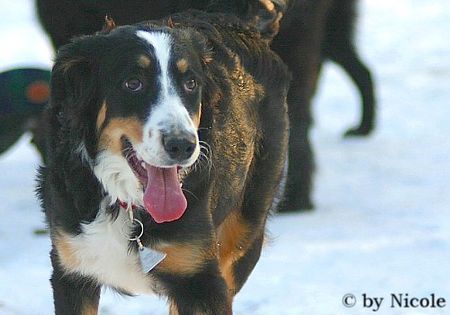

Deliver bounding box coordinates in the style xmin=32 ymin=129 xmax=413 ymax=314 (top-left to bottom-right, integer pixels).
xmin=280 ymin=111 xmax=315 ymax=211
xmin=271 ymin=0 xmax=332 ymax=212
xmin=50 ymin=248 xmax=101 ymax=315
xmin=323 ymin=0 xmax=376 ymax=137
xmin=328 ymin=47 xmax=376 ymax=137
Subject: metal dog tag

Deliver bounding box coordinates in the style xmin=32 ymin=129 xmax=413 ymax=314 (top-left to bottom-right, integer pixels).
xmin=139 ymin=246 xmax=166 ymax=273
xmin=124 ymin=212 xmax=166 ymax=273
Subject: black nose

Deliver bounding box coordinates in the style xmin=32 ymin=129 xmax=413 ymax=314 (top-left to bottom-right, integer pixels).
xmin=162 ymin=133 xmax=197 ymax=161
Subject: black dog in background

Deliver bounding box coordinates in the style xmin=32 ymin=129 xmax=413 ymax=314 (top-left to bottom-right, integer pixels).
xmin=36 ymin=0 xmax=375 ymax=211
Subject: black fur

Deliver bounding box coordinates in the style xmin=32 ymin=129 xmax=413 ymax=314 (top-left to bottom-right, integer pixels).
xmin=39 ymin=11 xmax=290 ymax=314
xmin=35 ymin=0 xmax=375 ymax=211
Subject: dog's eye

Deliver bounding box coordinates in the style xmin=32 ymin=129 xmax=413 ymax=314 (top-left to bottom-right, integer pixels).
xmin=124 ymin=79 xmax=143 ymax=92
xmin=183 ymin=79 xmax=197 ymax=92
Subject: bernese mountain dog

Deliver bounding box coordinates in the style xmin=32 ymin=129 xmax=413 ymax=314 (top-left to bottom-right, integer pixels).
xmin=38 ymin=11 xmax=290 ymax=315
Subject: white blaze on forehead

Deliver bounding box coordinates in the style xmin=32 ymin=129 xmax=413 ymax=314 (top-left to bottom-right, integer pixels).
xmin=136 ymin=30 xmax=173 ymax=99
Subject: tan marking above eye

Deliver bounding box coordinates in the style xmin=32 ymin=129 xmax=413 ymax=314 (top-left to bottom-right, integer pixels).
xmin=98 ymin=117 xmax=144 ymax=154
xmin=138 ymin=55 xmax=151 ymax=68
xmin=176 ymin=58 xmax=189 ymax=73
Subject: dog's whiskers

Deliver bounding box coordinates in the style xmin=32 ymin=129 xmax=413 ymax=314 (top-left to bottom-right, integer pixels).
xmin=122 ymin=147 xmax=134 ymax=160
xmin=192 ymin=141 xmax=212 ymax=174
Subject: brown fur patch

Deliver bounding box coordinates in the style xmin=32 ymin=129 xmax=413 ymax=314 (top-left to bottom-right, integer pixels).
xmin=260 ymin=0 xmax=275 ymax=12
xmin=138 ymin=55 xmax=151 ymax=68
xmin=176 ymin=58 xmax=189 ymax=73
xmin=202 ymin=52 xmax=213 ymax=65
xmin=156 ymin=243 xmax=213 ymax=275
xmin=167 ymin=17 xmax=175 ymax=28
xmin=217 ymin=211 xmax=249 ymax=295
xmin=53 ymin=230 xmax=80 ymax=271
xmin=81 ymin=303 xmax=98 ymax=315
xmin=96 ymin=103 xmax=107 ymax=131
xmin=169 ymin=302 xmax=179 ymax=315
xmin=100 ymin=15 xmax=116 ymax=35
xmin=99 ymin=117 xmax=143 ymax=154
xmin=191 ymin=103 xmax=202 ymax=128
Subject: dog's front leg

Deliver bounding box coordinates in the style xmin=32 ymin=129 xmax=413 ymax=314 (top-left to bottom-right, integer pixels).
xmin=164 ymin=263 xmax=231 ymax=315
xmin=50 ymin=248 xmax=101 ymax=315
xmin=154 ymin=244 xmax=231 ymax=315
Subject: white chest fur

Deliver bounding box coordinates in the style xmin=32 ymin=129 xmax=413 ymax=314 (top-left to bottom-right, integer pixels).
xmin=59 ymin=199 xmax=155 ymax=294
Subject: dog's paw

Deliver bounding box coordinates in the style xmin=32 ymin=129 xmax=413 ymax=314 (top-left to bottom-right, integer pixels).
xmin=277 ymin=198 xmax=314 ymax=213
xmin=344 ymin=125 xmax=374 ymax=137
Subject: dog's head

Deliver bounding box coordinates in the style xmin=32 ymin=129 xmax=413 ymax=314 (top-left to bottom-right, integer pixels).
xmin=49 ymin=23 xmax=210 ymax=223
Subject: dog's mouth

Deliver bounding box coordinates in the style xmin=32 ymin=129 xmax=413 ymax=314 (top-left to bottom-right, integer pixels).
xmin=122 ymin=137 xmax=187 ymax=224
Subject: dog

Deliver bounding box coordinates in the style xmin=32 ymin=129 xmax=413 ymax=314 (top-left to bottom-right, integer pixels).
xmin=36 ymin=0 xmax=375 ymax=212
xmin=38 ymin=11 xmax=290 ymax=314
xmin=272 ymin=0 xmax=376 ymax=211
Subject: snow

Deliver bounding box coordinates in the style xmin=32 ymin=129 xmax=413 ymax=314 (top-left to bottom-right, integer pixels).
xmin=1 ymin=0 xmax=449 ymax=314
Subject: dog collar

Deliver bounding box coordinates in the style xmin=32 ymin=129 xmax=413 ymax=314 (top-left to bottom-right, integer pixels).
xmin=118 ymin=200 xmax=138 ymax=210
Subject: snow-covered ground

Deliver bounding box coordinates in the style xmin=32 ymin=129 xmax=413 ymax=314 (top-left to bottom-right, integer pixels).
xmin=1 ymin=0 xmax=449 ymax=314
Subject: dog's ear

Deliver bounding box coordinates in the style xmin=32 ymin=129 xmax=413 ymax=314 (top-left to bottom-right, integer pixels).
xmin=179 ymin=28 xmax=214 ymax=66
xmin=49 ymin=36 xmax=104 ymax=153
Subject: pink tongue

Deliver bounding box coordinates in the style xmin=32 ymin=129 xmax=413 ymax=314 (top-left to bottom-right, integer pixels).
xmin=143 ymin=165 xmax=187 ymax=223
